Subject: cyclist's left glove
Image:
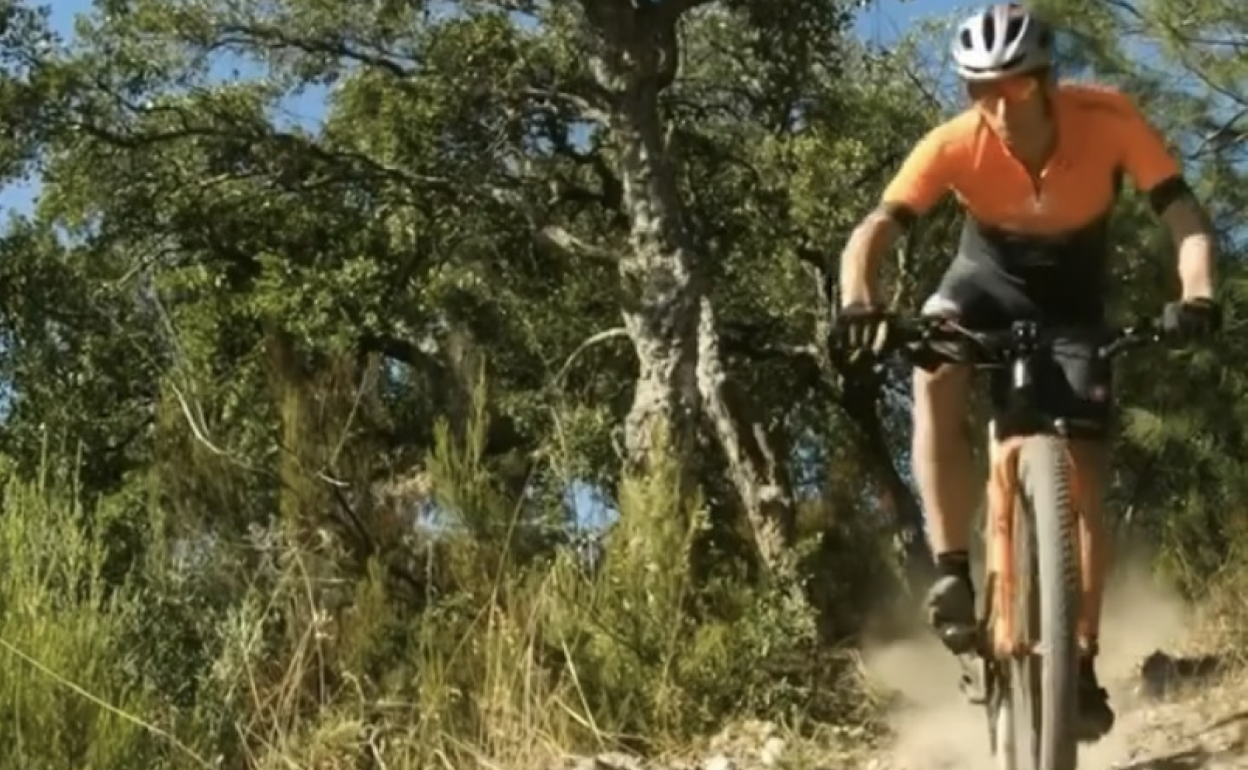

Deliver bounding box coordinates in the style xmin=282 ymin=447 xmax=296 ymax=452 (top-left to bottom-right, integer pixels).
xmin=1161 ymin=297 xmax=1222 ymax=343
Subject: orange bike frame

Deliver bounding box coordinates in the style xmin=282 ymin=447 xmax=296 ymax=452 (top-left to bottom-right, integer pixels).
xmin=984 ymin=434 xmax=1091 ymax=659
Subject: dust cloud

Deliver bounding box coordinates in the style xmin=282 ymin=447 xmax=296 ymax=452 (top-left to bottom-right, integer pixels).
xmin=862 ymin=556 xmax=1191 ymax=769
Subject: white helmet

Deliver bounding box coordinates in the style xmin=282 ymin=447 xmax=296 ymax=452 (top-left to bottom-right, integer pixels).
xmin=952 ymin=4 xmax=1054 ymax=81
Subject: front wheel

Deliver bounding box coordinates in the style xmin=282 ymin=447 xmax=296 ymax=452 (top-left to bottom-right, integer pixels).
xmin=990 ymin=435 xmax=1081 ymax=770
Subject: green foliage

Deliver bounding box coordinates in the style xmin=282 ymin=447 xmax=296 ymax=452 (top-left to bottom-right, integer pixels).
xmin=0 ymin=0 xmax=1243 ymax=765
xmin=0 ymin=396 xmax=878 ymax=768
xmin=0 ymin=466 xmax=171 ymax=767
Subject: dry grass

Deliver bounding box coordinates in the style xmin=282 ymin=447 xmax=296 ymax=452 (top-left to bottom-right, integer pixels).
xmin=5 ymin=397 xmax=1248 ymax=770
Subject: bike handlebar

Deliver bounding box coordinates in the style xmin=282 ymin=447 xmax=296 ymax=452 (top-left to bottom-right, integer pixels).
xmin=882 ymin=314 xmax=1164 ymax=366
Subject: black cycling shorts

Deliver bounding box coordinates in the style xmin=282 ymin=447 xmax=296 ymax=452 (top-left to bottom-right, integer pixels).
xmin=921 ymin=221 xmax=1115 ymax=440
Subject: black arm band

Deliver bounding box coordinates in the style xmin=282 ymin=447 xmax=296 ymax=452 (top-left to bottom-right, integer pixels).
xmin=880 ymin=202 xmax=918 ymax=229
xmin=1147 ymin=175 xmax=1192 ymax=215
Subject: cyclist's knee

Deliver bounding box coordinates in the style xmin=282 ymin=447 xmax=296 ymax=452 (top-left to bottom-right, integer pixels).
xmin=913 ymin=292 xmax=972 ymax=432
xmin=1069 ymin=439 xmax=1109 ymax=516
xmin=913 ymin=366 xmax=971 ymax=456
xmin=914 ymin=363 xmax=971 ymax=419
xmin=1069 ymin=439 xmax=1108 ymax=469
xmin=916 ymin=293 xmax=974 ymax=374
xmin=920 ymin=292 xmax=961 ymax=319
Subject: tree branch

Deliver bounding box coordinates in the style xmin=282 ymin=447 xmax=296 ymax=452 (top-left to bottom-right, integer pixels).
xmin=524 ymin=86 xmax=612 ymax=126
xmin=536 ymin=225 xmax=617 ymax=265
xmin=70 ymin=116 xmax=458 ymax=198
xmin=210 ymin=24 xmax=418 ymax=79
xmin=554 ymin=327 xmax=632 ymax=387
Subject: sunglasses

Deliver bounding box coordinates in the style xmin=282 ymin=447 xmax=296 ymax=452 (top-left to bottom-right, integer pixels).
xmin=967 ymin=75 xmax=1040 ymax=104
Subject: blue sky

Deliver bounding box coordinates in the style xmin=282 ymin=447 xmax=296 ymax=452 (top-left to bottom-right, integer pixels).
xmin=1 ymin=0 xmax=963 ymax=216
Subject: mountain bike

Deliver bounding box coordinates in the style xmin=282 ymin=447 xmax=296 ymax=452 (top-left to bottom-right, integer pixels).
xmin=884 ymin=314 xmax=1163 ymax=770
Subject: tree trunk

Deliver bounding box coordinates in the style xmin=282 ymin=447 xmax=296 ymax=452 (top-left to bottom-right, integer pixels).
xmin=581 ymin=0 xmax=701 ymax=478
xmin=696 ymin=297 xmax=796 ymax=570
xmin=578 ymin=0 xmax=796 ymax=574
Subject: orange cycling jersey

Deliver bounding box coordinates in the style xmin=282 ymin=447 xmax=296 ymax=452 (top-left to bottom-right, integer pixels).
xmin=880 ymin=82 xmax=1182 ymax=237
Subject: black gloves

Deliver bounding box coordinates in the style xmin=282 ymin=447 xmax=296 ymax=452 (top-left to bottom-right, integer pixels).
xmin=831 ymin=303 xmax=893 ymax=363
xmin=1161 ymin=298 xmax=1221 ymax=343
xmin=830 ymin=298 xmax=1222 ymax=363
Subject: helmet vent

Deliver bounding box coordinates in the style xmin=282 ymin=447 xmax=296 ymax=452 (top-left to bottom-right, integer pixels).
xmin=1006 ymin=17 xmax=1024 ymax=45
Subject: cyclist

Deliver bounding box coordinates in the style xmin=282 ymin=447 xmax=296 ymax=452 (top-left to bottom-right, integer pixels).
xmin=832 ymin=3 xmax=1220 ymax=743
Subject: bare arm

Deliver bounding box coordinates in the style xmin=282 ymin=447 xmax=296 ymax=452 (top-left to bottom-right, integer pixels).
xmin=839 ymin=125 xmax=952 ymax=308
xmin=839 ymin=208 xmax=905 ymax=307
xmin=1114 ymin=90 xmax=1217 ymax=301
xmin=1159 ymin=194 xmax=1216 ymax=300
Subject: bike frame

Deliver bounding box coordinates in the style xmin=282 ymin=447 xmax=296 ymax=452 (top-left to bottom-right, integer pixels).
xmin=888 ymin=314 xmax=1161 ymax=763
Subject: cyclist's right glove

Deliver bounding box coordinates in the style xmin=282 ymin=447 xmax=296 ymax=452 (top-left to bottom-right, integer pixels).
xmin=831 ymin=303 xmax=893 ymax=364
xmin=1161 ymin=297 xmax=1222 ymax=344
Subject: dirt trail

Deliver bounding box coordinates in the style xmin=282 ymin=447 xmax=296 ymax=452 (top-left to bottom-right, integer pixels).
xmin=863 ymin=562 xmax=1248 ymax=769
xmin=561 ymin=563 xmax=1245 ymax=770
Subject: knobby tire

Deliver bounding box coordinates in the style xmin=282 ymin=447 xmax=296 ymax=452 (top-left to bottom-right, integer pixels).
xmin=1010 ymin=435 xmax=1081 ymax=770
